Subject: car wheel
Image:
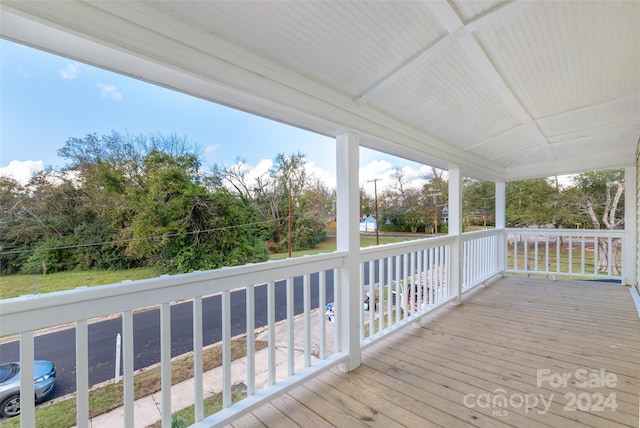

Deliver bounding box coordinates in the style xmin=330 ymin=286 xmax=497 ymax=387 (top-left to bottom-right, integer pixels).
xmin=0 ymin=394 xmax=21 ymax=418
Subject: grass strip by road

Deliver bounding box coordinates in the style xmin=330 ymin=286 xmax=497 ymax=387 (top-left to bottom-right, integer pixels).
xmin=0 ymin=339 xmax=267 ymax=428
xmin=147 ymin=387 xmax=246 ymax=428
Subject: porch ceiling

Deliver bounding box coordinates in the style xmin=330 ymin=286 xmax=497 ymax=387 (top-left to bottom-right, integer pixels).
xmin=2 ymin=1 xmax=639 ymax=181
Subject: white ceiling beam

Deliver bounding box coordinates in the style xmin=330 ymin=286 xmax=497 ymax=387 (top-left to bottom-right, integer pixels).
xmin=354 ymin=34 xmax=456 ymax=104
xmin=546 ymin=122 xmax=640 ymax=145
xmin=430 ymin=1 xmax=555 ymax=163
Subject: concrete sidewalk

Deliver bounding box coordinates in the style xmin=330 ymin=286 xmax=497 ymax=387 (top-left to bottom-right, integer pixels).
xmin=82 ymin=309 xmax=332 ymax=427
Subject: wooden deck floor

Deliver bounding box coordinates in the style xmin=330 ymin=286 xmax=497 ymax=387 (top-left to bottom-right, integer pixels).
xmin=229 ymin=277 xmax=640 ymax=427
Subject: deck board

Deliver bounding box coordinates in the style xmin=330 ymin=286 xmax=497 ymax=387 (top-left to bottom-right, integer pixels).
xmin=231 ymin=277 xmax=640 ymax=427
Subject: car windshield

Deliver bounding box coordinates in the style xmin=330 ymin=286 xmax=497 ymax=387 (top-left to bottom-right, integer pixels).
xmin=0 ymin=363 xmax=19 ymax=383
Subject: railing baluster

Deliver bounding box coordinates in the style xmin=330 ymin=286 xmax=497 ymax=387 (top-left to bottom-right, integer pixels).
xmin=123 ymin=310 xmax=134 ymax=426
xmin=377 ymin=258 xmax=384 ymax=332
xmin=432 ymin=248 xmax=437 ymax=304
xmin=594 ymin=236 xmax=599 ymax=276
xmin=524 ymin=236 xmax=529 ymax=274
xmin=462 ymin=240 xmax=468 ymax=288
xmin=545 ymin=236 xmax=550 ymax=276
xmin=303 ymin=274 xmax=311 ymax=368
xmin=556 ymin=235 xmax=561 ymax=275
xmin=332 ymin=267 xmax=340 ymax=355
xmin=76 ymin=319 xmax=89 ymax=428
xmin=221 ymin=290 xmax=231 ymax=408
xmin=608 ymin=236 xmax=613 ymax=277
xmin=192 ymin=298 xmax=203 ymax=421
xmin=19 ymin=331 xmax=35 ymax=428
xmin=160 ymin=302 xmax=172 ymax=425
xmin=417 ymin=249 xmax=423 ymax=313
xmin=386 ymin=258 xmax=392 ymax=326
xmin=246 ymin=285 xmax=256 ymax=394
xmin=410 ymin=250 xmax=416 ymax=315
xmin=568 ymin=236 xmax=573 ymax=275
xmin=286 ymin=278 xmax=295 ymax=376
xmin=368 ymin=259 xmax=374 ymax=333
xmin=581 ymin=236 xmax=586 ymax=274
xmin=513 ymin=233 xmax=519 ymax=271
xmin=359 ymin=262 xmax=365 ymax=339
xmin=475 ymin=238 xmax=480 ymax=281
xmin=534 ymin=235 xmax=539 ymax=272
xmin=267 ymin=281 xmax=276 ymax=386
xmin=319 ymin=271 xmax=326 ymax=360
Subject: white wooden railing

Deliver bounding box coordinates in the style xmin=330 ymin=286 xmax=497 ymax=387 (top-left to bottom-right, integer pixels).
xmin=462 ymin=229 xmax=501 ymax=292
xmin=357 ymin=230 xmax=504 ymax=348
xmin=358 ymin=236 xmax=455 ymax=348
xmin=0 ymin=253 xmax=348 ymax=428
xmin=506 ymin=228 xmax=625 ymax=281
xmin=13 ymin=227 xmax=621 ymax=428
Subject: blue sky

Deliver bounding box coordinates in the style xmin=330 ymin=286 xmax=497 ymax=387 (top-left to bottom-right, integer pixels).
xmin=1 ymin=39 xmax=430 ymax=192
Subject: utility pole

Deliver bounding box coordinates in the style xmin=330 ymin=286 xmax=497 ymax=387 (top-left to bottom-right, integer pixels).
xmin=368 ymin=178 xmax=381 ymax=245
xmin=427 ymin=192 xmax=442 ymax=235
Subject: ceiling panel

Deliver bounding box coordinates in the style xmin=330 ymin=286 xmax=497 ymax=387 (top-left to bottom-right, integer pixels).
xmin=451 ymin=0 xmax=508 ymax=22
xmin=537 ymin=95 xmax=640 ymax=142
xmin=476 ymin=1 xmax=640 ymax=119
xmin=465 ymin=124 xmax=542 ymax=162
xmin=150 ymin=1 xmax=445 ymax=98
xmin=365 ymin=38 xmax=523 ymax=149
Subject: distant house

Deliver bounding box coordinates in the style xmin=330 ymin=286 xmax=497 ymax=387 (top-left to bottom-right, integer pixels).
xmin=359 ymin=215 xmax=377 ymax=232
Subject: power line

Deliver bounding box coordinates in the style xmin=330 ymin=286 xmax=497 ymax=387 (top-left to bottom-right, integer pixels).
xmin=0 ymin=214 xmax=329 ymax=256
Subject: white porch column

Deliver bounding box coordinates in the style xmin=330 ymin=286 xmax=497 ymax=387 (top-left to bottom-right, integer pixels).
xmin=495 ymin=181 xmax=506 ymax=274
xmin=336 ymin=131 xmax=361 ymax=371
xmin=448 ymin=167 xmax=463 ymax=304
xmin=624 ymin=166 xmax=636 ymax=286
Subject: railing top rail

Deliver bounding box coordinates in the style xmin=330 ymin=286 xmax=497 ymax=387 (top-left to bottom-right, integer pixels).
xmin=359 ymin=235 xmax=455 ymax=261
xmin=0 ymin=251 xmax=347 ymax=336
xmin=461 ymin=228 xmax=501 ymax=240
xmin=506 ymin=228 xmax=625 ymax=237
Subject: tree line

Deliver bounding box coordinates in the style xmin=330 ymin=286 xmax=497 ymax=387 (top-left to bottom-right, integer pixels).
xmin=0 ymin=132 xmax=332 ymax=275
xmin=1 ymin=130 xmax=624 ymax=276
xmin=359 ymin=168 xmax=624 ymax=234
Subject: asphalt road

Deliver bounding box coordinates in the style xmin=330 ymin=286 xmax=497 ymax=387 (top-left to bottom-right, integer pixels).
xmin=0 ymin=271 xmax=335 ymax=400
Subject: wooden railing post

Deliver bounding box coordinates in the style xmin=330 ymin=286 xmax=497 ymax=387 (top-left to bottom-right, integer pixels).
xmin=496 ymin=181 xmax=506 ymax=276
xmin=624 ymin=165 xmax=636 ymax=286
xmin=336 ymin=132 xmax=361 ymax=371
xmin=448 ymin=167 xmax=463 ymax=305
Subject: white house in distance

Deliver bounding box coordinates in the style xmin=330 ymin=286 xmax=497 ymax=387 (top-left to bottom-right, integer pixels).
xmin=359 ymin=215 xmax=377 ymax=232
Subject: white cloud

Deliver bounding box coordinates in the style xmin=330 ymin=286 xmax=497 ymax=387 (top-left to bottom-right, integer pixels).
xmin=60 ymin=63 xmax=79 ymax=79
xmin=97 ymin=82 xmax=122 ymax=100
xmin=204 ymin=144 xmax=220 ymax=156
xmin=240 ymin=159 xmax=272 ymax=189
xmin=358 ymin=160 xmax=433 ymax=195
xmin=0 ymin=160 xmax=44 ymax=184
xmin=305 ymin=161 xmax=336 ymax=189
xmin=223 ymin=158 xmax=338 ymax=194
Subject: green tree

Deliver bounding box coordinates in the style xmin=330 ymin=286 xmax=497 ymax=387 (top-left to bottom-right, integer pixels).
xmin=505 ymin=178 xmax=558 ymax=227
xmin=122 ymin=150 xmax=267 ymax=271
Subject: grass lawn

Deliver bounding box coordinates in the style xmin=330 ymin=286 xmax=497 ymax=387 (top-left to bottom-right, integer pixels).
xmin=0 ymin=267 xmax=164 ymax=300
xmin=1 ymin=235 xmax=424 ymax=299
xmin=268 ymin=234 xmax=422 ymax=260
